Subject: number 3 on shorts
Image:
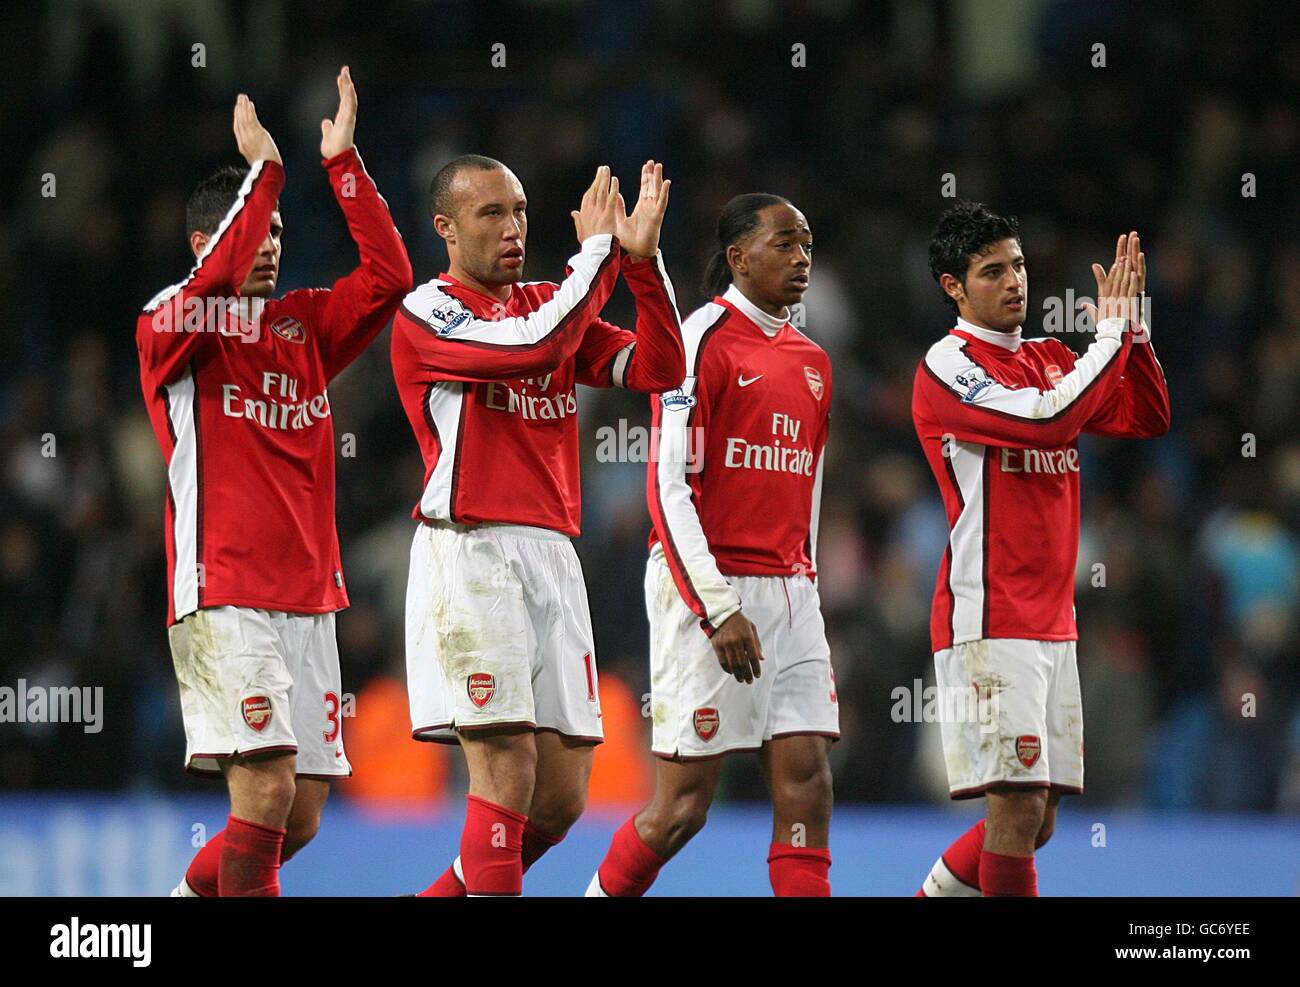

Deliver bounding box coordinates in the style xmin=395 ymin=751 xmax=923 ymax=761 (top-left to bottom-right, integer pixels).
xmin=324 ymin=691 xmax=340 ymax=743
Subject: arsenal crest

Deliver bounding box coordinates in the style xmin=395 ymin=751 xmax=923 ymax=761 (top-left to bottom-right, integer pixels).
xmin=242 ymin=695 xmax=273 ymax=732
xmin=270 ymin=316 xmax=306 ymax=343
xmin=1016 ymin=734 xmax=1041 ymax=768
xmin=467 ymin=672 xmax=495 ymax=709
xmin=1044 ymin=363 xmax=1063 ymax=386
xmin=804 ymin=366 xmax=824 ymax=400
xmin=693 ymin=707 xmax=720 ymax=742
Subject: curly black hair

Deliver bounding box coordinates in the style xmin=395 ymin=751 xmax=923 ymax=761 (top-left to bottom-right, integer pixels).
xmin=928 ymin=201 xmax=1021 ymax=313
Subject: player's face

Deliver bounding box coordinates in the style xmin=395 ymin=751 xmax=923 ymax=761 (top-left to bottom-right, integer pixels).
xmin=238 ymin=210 xmax=283 ymax=297
xmin=734 ymin=204 xmax=812 ymax=310
xmin=190 ymin=209 xmax=283 ymax=298
xmin=954 ymin=238 xmax=1026 ymax=332
xmin=442 ymin=168 xmax=528 ymax=287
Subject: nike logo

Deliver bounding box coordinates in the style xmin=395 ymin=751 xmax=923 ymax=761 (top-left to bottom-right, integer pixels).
xmin=737 ymin=374 xmax=764 ymax=387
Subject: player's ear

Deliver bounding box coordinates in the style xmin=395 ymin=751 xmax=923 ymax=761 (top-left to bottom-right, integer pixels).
xmin=940 ymin=273 xmax=965 ymax=306
xmin=433 ymin=213 xmax=455 ymax=244
xmin=726 ymin=241 xmax=746 ymax=279
xmin=189 ymin=230 xmax=209 ymax=259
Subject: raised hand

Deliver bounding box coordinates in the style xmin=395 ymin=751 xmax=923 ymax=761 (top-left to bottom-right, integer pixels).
xmin=570 ymin=166 xmax=620 ymax=243
xmin=615 ymin=160 xmax=672 ymax=260
xmin=320 ymin=65 xmax=358 ymax=159
xmin=710 ymin=611 xmax=764 ymax=685
xmin=233 ymin=93 xmax=282 ymax=166
xmin=1083 ymin=231 xmax=1141 ymax=327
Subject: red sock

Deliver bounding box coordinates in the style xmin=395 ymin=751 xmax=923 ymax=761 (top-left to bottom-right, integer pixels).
xmin=417 ymin=820 xmax=563 ymax=897
xmin=522 ymin=820 xmax=563 ymax=872
xmin=418 ymin=864 xmax=467 ymax=897
xmin=219 ymin=815 xmax=285 ymax=897
xmin=943 ymin=819 xmax=985 ymax=888
xmin=596 ymin=817 xmax=667 ymax=897
xmin=980 ymin=851 xmax=1038 ymax=897
xmin=768 ymin=844 xmax=831 ymax=896
xmin=459 ymin=795 xmax=526 ymax=896
xmin=184 ymin=828 xmax=225 ymax=897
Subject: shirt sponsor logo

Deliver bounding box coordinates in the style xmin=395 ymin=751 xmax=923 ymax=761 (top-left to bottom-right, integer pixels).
xmin=693 ymin=707 xmax=720 ymax=742
xmin=485 ymin=380 xmax=577 ymax=420
xmin=426 ymin=302 xmax=472 ymax=336
xmin=467 ymin=672 xmax=495 ymax=709
xmin=954 ymin=366 xmax=993 ymax=404
xmin=222 ymin=372 xmax=332 ymax=431
xmin=1016 ymin=734 xmax=1041 ymax=768
xmin=723 ymin=412 xmax=814 ymax=476
xmin=1000 ymin=446 xmax=1080 ymax=475
xmin=804 ymin=366 xmax=824 ymax=400
xmin=242 ymin=695 xmax=273 ymax=732
xmin=270 ymin=316 xmax=306 ymax=343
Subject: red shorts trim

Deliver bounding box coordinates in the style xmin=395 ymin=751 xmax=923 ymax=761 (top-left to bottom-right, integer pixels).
xmin=949 ymin=780 xmax=1083 ymax=800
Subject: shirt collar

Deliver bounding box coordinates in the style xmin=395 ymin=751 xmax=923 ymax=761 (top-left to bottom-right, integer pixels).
xmin=956 ymin=316 xmax=1021 ymax=352
xmin=723 ymin=284 xmax=787 ymax=337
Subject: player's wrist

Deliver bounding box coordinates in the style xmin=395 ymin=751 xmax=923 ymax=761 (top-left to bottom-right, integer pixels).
xmin=322 ymin=144 xmax=358 ymax=166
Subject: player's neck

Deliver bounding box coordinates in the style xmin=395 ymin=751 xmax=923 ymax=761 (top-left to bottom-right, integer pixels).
xmin=726 ymin=281 xmax=788 ymax=320
xmin=956 ymin=314 xmax=1022 ymax=351
xmin=448 ymin=265 xmax=512 ymax=304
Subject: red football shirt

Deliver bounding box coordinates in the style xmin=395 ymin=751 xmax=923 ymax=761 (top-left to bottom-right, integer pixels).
xmin=136 ymin=149 xmax=412 ymax=624
xmin=390 ymin=237 xmax=685 ymax=536
xmin=912 ymin=316 xmax=1170 ymax=652
xmin=648 ymin=285 xmax=832 ymax=636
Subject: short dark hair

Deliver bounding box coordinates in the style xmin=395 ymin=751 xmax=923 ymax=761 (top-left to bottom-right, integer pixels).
xmin=186 ymin=165 xmax=251 ymax=236
xmin=928 ymin=201 xmax=1021 ymax=312
xmin=702 ymin=192 xmax=792 ymax=296
xmin=429 ymin=154 xmax=507 ymax=219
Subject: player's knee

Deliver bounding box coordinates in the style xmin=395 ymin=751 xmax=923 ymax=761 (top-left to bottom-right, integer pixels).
xmin=528 ymin=791 xmax=586 ymax=836
xmin=773 ymin=759 xmax=833 ymax=825
xmin=245 ymin=766 xmax=297 ymax=815
xmin=990 ymin=798 xmax=1046 ymax=847
xmin=663 ymin=790 xmax=713 ymax=847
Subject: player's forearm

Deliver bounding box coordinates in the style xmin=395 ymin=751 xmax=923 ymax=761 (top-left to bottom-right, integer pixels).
xmin=927 ymin=322 xmax=1133 ymax=448
xmin=324 ymin=147 xmax=414 ymax=302
xmin=195 ymin=159 xmax=285 ymax=298
xmin=1115 ymin=338 xmax=1171 ymax=437
xmin=620 ymin=252 xmax=686 ymax=393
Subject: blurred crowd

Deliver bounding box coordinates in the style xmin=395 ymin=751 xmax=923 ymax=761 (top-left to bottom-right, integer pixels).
xmin=0 ymin=0 xmax=1296 ymax=813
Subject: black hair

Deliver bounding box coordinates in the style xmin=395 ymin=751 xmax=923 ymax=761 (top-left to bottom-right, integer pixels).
xmin=928 ymin=201 xmax=1021 ymax=313
xmin=186 ymin=165 xmax=251 ymax=235
xmin=702 ymin=193 xmax=792 ymax=296
xmin=429 ymin=154 xmax=507 ymax=219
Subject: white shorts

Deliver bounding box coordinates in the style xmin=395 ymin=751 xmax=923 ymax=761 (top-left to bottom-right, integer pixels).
xmin=933 ymin=638 xmax=1083 ymax=799
xmin=647 ymin=550 xmax=840 ymax=759
xmin=167 ymin=606 xmax=351 ymax=778
xmin=406 ymin=520 xmax=603 ymax=744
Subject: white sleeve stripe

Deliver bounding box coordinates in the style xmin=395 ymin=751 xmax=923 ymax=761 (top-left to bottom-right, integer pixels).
xmin=651 ymin=306 xmax=741 ymax=628
xmin=401 ymin=235 xmax=616 ymax=349
xmin=144 ymin=161 xmax=265 ymax=313
xmin=923 ymin=327 xmax=1124 ymax=423
xmin=610 ymin=344 xmax=634 ymax=388
xmin=808 ymin=445 xmax=825 ymax=573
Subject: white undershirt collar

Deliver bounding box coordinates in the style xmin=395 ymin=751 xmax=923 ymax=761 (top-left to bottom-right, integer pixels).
xmin=956 ymin=316 xmax=1021 ymax=351
xmin=724 ymin=284 xmax=787 ymax=337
